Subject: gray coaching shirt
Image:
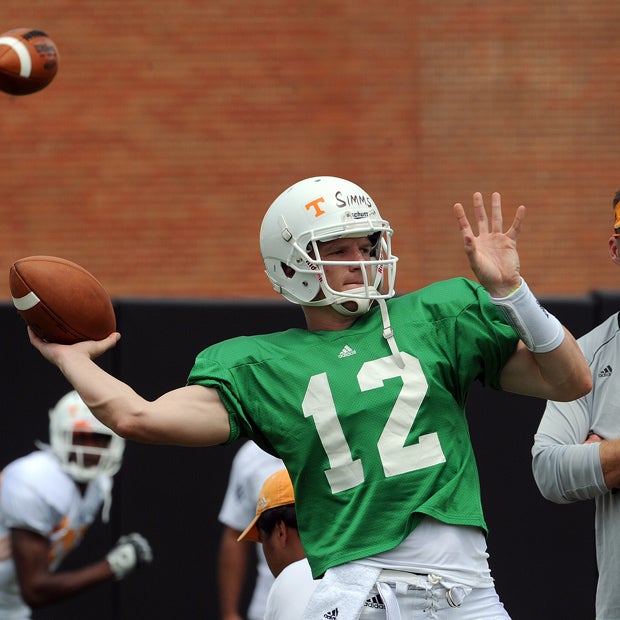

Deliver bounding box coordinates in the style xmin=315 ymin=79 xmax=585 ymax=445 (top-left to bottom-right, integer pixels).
xmin=533 ymin=312 xmax=620 ymax=620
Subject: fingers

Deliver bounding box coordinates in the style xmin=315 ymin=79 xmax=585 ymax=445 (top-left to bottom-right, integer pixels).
xmin=27 ymin=326 xmax=121 ymax=360
xmin=455 ymin=192 xmax=525 ymax=239
xmin=77 ymin=332 xmax=121 ymax=359
xmin=490 ymin=192 xmax=526 ymax=239
xmin=506 ymin=204 xmax=526 ymax=240
xmin=454 ymin=193 xmax=490 ymax=237
xmin=472 ymin=192 xmax=489 ymax=234
xmin=453 ymin=201 xmax=469 ymax=233
xmin=27 ymin=326 xmax=40 ymax=346
xmin=490 ymin=192 xmax=502 ymax=233
xmin=453 ymin=202 xmax=475 ymax=253
xmin=99 ymin=332 xmax=122 ymax=348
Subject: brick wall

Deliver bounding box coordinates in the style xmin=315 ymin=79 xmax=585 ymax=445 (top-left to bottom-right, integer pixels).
xmin=1 ymin=0 xmax=620 ymax=300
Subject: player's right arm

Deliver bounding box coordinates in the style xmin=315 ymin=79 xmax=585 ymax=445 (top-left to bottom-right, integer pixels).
xmin=11 ymin=528 xmax=114 ymax=607
xmin=27 ymin=328 xmax=231 ymax=446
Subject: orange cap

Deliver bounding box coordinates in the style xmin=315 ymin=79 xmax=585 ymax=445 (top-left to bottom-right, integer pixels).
xmin=237 ymin=468 xmax=295 ymax=542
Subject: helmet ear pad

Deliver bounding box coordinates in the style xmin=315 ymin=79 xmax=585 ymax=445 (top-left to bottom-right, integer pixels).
xmin=281 ymin=263 xmax=295 ymax=278
xmin=267 ymin=258 xmax=321 ymax=304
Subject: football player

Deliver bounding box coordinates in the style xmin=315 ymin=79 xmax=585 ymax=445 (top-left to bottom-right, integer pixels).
xmin=0 ymin=391 xmax=152 ymax=618
xmin=27 ymin=177 xmax=591 ymax=619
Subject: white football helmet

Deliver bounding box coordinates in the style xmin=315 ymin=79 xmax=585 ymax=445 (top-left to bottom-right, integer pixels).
xmin=260 ymin=176 xmax=398 ymax=316
xmin=46 ymin=390 xmax=125 ymax=482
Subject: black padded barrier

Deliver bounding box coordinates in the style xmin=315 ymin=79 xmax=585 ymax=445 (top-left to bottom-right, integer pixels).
xmin=0 ymin=294 xmax=610 ymax=620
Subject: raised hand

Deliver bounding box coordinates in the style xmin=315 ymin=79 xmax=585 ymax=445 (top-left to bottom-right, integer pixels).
xmin=453 ymin=192 xmax=525 ymax=298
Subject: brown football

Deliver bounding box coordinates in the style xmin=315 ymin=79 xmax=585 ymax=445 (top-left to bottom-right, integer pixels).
xmin=0 ymin=28 xmax=59 ymax=95
xmin=9 ymin=256 xmax=116 ymax=344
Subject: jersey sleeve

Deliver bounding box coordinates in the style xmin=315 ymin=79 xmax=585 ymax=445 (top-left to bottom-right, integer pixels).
xmin=0 ymin=466 xmax=58 ymax=536
xmin=187 ymin=353 xmax=247 ymax=444
xmin=425 ymin=278 xmax=518 ymax=392
xmin=187 ymin=343 xmax=280 ymax=452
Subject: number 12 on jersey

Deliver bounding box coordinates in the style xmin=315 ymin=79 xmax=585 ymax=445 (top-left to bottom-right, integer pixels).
xmin=302 ymin=352 xmax=446 ymax=494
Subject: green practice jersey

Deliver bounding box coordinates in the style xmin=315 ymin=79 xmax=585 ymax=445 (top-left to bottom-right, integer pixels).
xmin=188 ymin=277 xmax=518 ymax=578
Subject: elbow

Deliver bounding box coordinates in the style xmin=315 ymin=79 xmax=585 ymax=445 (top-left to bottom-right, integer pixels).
xmin=574 ymin=371 xmax=593 ymax=399
xmin=552 ymin=372 xmax=592 ymax=403
xmin=23 ymin=595 xmax=44 ymax=609
xmin=543 ymin=492 xmax=573 ymax=505
xmin=532 ymin=452 xmax=574 ymax=504
xmin=113 ymin=416 xmax=144 ymax=442
xmin=20 ymin=583 xmax=50 ymax=608
xmin=532 ymin=453 xmax=591 ymax=504
xmin=569 ymin=358 xmax=594 ymax=400
xmin=532 ymin=474 xmax=574 ymax=504
xmin=533 ymin=481 xmax=572 ymax=505
xmin=113 ymin=409 xmax=164 ymax=444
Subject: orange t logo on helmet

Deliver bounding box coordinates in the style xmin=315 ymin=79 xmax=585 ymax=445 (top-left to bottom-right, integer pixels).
xmin=305 ymin=197 xmax=326 ymax=217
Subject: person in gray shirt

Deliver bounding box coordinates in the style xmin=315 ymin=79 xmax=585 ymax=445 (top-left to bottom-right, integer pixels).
xmin=532 ymin=189 xmax=620 ymax=620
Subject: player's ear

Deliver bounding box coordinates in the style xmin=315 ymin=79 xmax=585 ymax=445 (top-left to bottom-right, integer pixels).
xmin=275 ymin=520 xmax=288 ymax=543
xmin=609 ymin=236 xmax=620 ymax=266
xmin=281 ymin=263 xmax=295 ymax=278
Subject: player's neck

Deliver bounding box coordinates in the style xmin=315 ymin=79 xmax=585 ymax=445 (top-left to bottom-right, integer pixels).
xmin=303 ymin=305 xmax=358 ymax=332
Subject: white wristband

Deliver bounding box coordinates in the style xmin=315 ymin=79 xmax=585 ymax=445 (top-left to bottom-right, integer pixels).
xmin=489 ymin=278 xmax=565 ymax=353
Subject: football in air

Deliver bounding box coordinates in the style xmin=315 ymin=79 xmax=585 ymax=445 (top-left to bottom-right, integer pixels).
xmin=0 ymin=28 xmax=59 ymax=95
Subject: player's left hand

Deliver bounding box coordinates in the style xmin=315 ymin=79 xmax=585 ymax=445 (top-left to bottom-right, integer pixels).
xmin=106 ymin=532 xmax=153 ymax=580
xmin=453 ymin=192 xmax=525 ymax=298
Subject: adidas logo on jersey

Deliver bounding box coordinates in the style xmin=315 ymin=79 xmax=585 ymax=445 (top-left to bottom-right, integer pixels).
xmin=338 ymin=345 xmax=357 ymax=359
xmin=323 ymin=609 xmax=339 ymax=619
xmin=364 ymin=594 xmax=385 ymax=610
xmin=598 ymin=365 xmax=613 ymax=378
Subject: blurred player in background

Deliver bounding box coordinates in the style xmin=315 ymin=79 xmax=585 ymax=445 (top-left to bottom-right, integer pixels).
xmin=27 ymin=177 xmax=591 ymax=619
xmin=238 ymin=468 xmax=319 ymax=620
xmin=0 ymin=390 xmax=153 ymax=619
xmin=532 ymin=189 xmax=620 ymax=620
xmin=218 ymin=440 xmax=283 ymax=620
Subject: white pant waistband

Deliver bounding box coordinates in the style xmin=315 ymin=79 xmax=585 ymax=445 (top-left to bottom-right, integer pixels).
xmin=377 ymin=569 xmax=442 ymax=587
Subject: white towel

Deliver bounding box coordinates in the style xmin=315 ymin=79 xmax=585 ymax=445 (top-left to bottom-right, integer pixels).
xmin=302 ymin=563 xmax=382 ymax=620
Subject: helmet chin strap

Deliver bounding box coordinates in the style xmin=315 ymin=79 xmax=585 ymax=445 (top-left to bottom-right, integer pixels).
xmin=301 ymin=285 xmax=405 ymax=369
xmin=377 ymin=298 xmax=405 ymax=369
xmin=324 ymin=285 xmax=377 ymax=317
xmin=332 ymin=297 xmax=373 ymax=317
xmin=331 ymin=296 xmax=405 ymax=369
xmin=298 ymin=286 xmax=374 ymax=316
